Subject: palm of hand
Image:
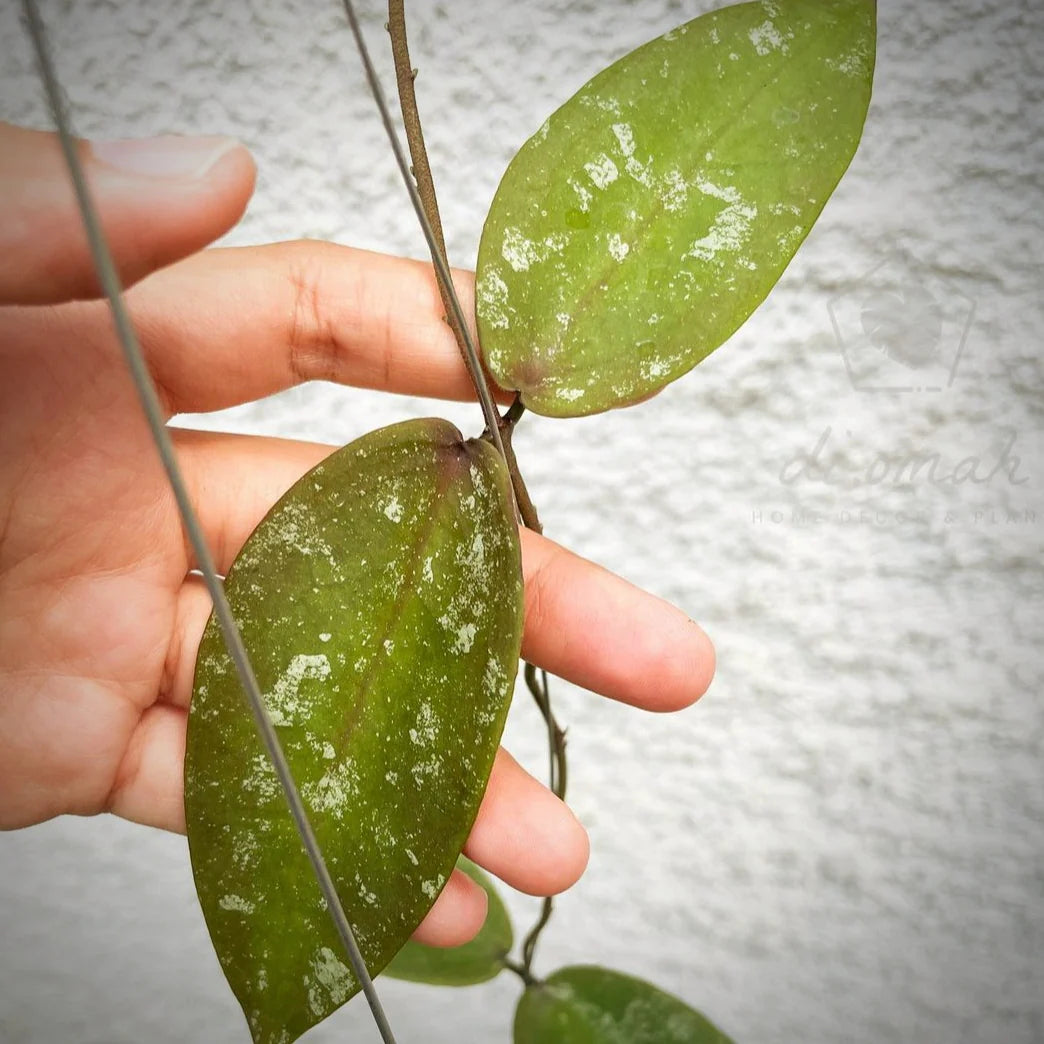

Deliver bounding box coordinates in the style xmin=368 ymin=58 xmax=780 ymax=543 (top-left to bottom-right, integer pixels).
xmin=0 ymin=298 xmax=185 ymax=828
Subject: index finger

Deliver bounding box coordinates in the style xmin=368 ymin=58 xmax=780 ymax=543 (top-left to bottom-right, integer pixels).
xmin=126 ymin=240 xmax=508 ymax=415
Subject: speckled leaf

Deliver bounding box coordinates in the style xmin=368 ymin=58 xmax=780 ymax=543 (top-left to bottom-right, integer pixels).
xmin=185 ymin=418 xmax=523 ymax=1044
xmin=475 ymin=0 xmax=876 ymax=417
xmin=514 ymin=966 xmax=735 ymax=1044
xmin=383 ymin=855 xmax=512 ymax=986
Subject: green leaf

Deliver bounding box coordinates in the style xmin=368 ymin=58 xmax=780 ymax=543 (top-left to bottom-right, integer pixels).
xmin=476 ymin=0 xmax=877 ymax=417
xmin=514 ymin=966 xmax=735 ymax=1044
xmin=383 ymin=855 xmax=513 ymax=986
xmin=185 ymin=418 xmax=523 ymax=1044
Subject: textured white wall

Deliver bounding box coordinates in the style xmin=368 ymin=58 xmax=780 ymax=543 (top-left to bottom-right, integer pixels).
xmin=1 ymin=1 xmax=1041 ymax=1042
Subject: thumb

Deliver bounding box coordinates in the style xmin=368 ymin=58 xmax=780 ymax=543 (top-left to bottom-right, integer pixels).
xmin=0 ymin=122 xmax=256 ymax=306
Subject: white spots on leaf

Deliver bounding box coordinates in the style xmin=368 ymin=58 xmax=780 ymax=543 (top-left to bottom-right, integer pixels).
xmin=232 ymin=829 xmax=260 ymax=870
xmin=264 ymin=499 xmax=337 ymax=569
xmin=454 ymin=623 xmax=477 ymax=654
xmin=421 ymin=874 xmax=445 ymax=901
xmin=777 ymin=224 xmax=805 ymax=254
xmin=382 ymin=495 xmax=403 ymax=522
xmin=580 ymin=93 xmax=622 ymax=115
xmin=640 ymin=349 xmax=687 ymax=384
xmin=500 ymin=227 xmax=569 ymax=273
xmin=611 ymin=122 xmax=636 ymax=158
xmin=355 ymin=871 xmax=379 ymax=907
xmin=640 ymin=358 xmax=671 ymax=381
xmin=483 ymin=655 xmax=507 ymax=698
xmin=405 ymin=848 xmax=419 ymax=866
xmin=219 ymin=893 xmax=256 ymax=915
xmin=319 ymin=632 xmax=332 ymax=643
xmin=411 ymin=756 xmax=443 ymax=788
xmin=568 ymin=177 xmax=593 ymax=213
xmin=308 ymin=947 xmax=353 ymax=1013
xmin=476 ymin=268 xmax=512 ymax=331
xmin=608 ymin=233 xmax=630 ymax=262
xmin=610 ymin=122 xmax=653 ymax=186
xmin=422 ymin=556 xmax=434 ymax=584
xmin=457 ymin=531 xmax=485 ymax=573
xmin=321 ymin=741 xmax=336 ymax=760
xmin=556 ymin=387 xmax=586 ymax=403
xmin=266 ymin=653 xmax=330 ymax=726
xmin=749 ymin=19 xmax=788 ymax=56
xmin=826 ymin=46 xmax=871 ymax=78
xmin=628 ymin=158 xmax=653 ymax=187
xmin=693 ymin=177 xmax=741 ymax=205
xmin=242 ymin=752 xmax=279 ymax=801
xmin=583 ymin=153 xmax=618 ymax=190
xmin=301 ymin=759 xmax=358 ymax=819
xmin=660 ymin=168 xmax=689 ymax=212
xmin=409 ymin=701 xmax=438 ymax=747
xmin=684 ymin=178 xmax=758 ymax=265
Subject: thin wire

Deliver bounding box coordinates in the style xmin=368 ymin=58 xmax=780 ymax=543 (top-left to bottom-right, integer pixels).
xmin=339 ymin=0 xmax=510 ymax=469
xmin=20 ymin=4 xmax=397 ymax=1041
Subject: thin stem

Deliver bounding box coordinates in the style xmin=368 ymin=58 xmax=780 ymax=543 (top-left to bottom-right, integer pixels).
xmin=525 ymin=664 xmax=567 ymax=802
xmin=386 ymin=0 xmax=469 ymax=360
xmin=518 ymin=665 xmax=568 ymax=979
xmin=521 ymin=897 xmax=555 ymax=975
xmin=499 ymin=413 xmax=543 ymax=535
xmin=500 ymin=956 xmax=539 ymax=987
xmin=503 ymin=394 xmax=527 ymax=428
xmin=340 ymin=0 xmax=507 ymax=469
xmin=21 ymin=4 xmax=397 ymax=1041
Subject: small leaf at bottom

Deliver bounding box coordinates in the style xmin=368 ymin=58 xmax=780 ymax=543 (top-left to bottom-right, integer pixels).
xmin=383 ymin=856 xmax=513 ymax=986
xmin=514 ymin=966 xmax=735 ymax=1044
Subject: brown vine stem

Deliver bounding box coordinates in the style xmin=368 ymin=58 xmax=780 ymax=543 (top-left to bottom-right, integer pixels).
xmin=386 ymin=1 xmax=567 ymax=981
xmin=387 ymin=0 xmax=466 ymax=359
xmin=342 ymin=0 xmax=506 ymax=467
xmin=500 ymin=955 xmax=538 ymax=988
xmin=386 ymin=0 xmax=539 ymax=527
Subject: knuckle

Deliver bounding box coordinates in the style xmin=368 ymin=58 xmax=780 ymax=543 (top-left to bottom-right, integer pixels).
xmin=285 ymin=241 xmax=338 ymax=385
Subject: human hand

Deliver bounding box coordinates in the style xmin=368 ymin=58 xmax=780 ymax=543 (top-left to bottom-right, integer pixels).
xmin=0 ymin=121 xmax=714 ymax=946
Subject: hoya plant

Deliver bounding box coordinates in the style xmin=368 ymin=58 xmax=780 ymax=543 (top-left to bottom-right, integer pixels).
xmin=32 ymin=0 xmax=877 ymax=1040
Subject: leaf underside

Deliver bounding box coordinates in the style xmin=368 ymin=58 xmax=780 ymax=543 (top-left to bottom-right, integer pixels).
xmin=185 ymin=418 xmax=523 ymax=1044
xmin=513 ymin=966 xmax=736 ymax=1044
xmin=383 ymin=855 xmax=513 ymax=986
xmin=476 ymin=0 xmax=877 ymax=417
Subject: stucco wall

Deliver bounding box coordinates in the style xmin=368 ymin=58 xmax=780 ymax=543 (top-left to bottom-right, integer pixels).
xmin=1 ymin=1 xmax=1041 ymax=1042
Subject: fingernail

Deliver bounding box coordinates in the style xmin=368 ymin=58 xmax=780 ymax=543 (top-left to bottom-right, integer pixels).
xmin=91 ymin=134 xmax=242 ymax=180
